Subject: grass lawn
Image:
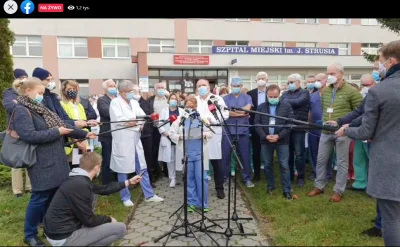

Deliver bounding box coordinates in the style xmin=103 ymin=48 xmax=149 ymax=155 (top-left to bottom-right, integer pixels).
xmin=242 ymin=164 xmax=384 ymax=246
xmin=0 ymin=182 xmax=141 ymax=246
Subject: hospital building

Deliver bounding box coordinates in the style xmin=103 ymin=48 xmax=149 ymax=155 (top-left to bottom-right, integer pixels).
xmin=9 ymin=18 xmax=400 ymax=97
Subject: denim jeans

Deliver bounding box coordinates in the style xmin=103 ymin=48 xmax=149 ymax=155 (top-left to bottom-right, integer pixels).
xmin=24 ymin=187 xmax=58 ymax=239
xmin=261 ymin=144 xmax=291 ymax=193
xmin=289 ymin=131 xmax=306 ymax=180
xmin=375 ymin=202 xmax=382 ymax=229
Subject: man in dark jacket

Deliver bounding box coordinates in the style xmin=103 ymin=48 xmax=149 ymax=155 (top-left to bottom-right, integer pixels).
xmin=32 ymin=67 xmax=87 ymax=129
xmin=281 ymin=73 xmax=310 ymax=187
xmin=97 ymin=79 xmax=118 ymax=184
xmin=247 ymin=71 xmax=268 ymax=181
xmin=255 ymin=85 xmax=295 ymax=199
xmin=43 ymin=152 xmax=141 ymax=246
xmin=133 ymin=84 xmax=156 ymax=188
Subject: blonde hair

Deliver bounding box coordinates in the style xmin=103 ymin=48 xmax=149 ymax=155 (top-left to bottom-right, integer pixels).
xmin=80 ymin=152 xmax=102 ymax=172
xmin=184 ymin=95 xmax=198 ymax=107
xmin=13 ymin=77 xmax=43 ymax=96
xmin=61 ymin=80 xmax=80 ymax=103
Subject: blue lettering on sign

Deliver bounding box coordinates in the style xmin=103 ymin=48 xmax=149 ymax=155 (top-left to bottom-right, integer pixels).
xmin=212 ymin=46 xmax=339 ymax=56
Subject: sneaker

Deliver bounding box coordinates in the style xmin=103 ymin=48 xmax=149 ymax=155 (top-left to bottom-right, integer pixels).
xmin=145 ymin=195 xmax=164 ymax=202
xmin=207 ymin=176 xmax=212 ymax=181
xmin=188 ymin=205 xmax=195 ymax=213
xmin=123 ymin=200 xmax=134 ymax=207
xmin=203 ymin=208 xmax=210 ymax=213
xmin=361 ymin=227 xmax=382 ymax=237
xmin=169 ymin=179 xmax=176 ymax=188
xmin=231 ymin=171 xmax=235 ymax=176
xmin=245 ymin=181 xmax=255 ymax=188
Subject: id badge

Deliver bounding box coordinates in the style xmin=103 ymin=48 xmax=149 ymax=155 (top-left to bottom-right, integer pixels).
xmin=327 ymin=108 xmax=334 ymax=113
xmin=269 ymin=118 xmax=276 ymax=125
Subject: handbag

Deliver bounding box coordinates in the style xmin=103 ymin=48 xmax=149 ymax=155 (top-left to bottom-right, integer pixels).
xmin=0 ymin=109 xmax=37 ymax=168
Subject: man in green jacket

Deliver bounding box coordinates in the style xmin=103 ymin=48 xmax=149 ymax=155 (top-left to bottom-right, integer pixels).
xmin=307 ymin=63 xmax=362 ymax=202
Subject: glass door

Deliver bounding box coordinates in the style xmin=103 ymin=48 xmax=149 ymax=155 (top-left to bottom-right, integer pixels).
xmin=166 ymin=79 xmax=184 ymax=93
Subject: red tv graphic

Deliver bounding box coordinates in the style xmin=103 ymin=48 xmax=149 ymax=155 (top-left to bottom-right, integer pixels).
xmin=38 ymin=3 xmax=64 ymax=12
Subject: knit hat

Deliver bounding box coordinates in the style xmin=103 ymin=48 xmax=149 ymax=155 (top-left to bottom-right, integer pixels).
xmin=14 ymin=69 xmax=28 ymax=79
xmin=32 ymin=67 xmax=52 ymax=81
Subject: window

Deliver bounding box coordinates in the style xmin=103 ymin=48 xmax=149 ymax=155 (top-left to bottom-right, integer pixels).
xmin=102 ymin=38 xmax=130 ymax=58
xmin=188 ymin=40 xmax=213 ymax=53
xmin=329 ymin=43 xmax=349 ymax=55
xmin=225 ymin=41 xmax=249 ymax=46
xmin=361 ymin=19 xmax=378 ymax=25
xmin=58 ymin=37 xmax=88 ymax=58
xmin=296 ymin=19 xmax=318 ymax=24
xmin=261 ymin=19 xmax=283 ymax=23
xmin=148 ymin=39 xmax=175 ymax=53
xmin=329 ymin=19 xmax=350 ymax=25
xmin=11 ymin=35 xmax=42 ymax=57
xmin=361 ymin=43 xmax=380 ymax=55
xmin=225 ymin=19 xmax=250 ymax=21
xmin=262 ymin=41 xmax=284 ymax=47
xmin=296 ymin=42 xmax=316 ymax=48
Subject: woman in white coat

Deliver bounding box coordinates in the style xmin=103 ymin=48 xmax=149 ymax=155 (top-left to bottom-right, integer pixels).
xmin=109 ymin=80 xmax=163 ymax=207
xmin=158 ymin=93 xmax=185 ymax=188
xmin=169 ymin=96 xmax=212 ymax=213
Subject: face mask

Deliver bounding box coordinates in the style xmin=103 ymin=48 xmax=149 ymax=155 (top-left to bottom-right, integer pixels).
xmin=33 ymin=95 xmax=43 ymax=104
xmin=126 ymin=92 xmax=135 ymax=100
xmin=268 ymin=98 xmax=279 ymax=105
xmin=307 ymin=83 xmax=315 ymax=90
xmin=314 ymin=81 xmax=322 ymax=89
xmin=133 ymin=94 xmax=141 ymax=101
xmin=288 ymin=83 xmax=296 ymax=91
xmin=232 ymin=87 xmax=241 ymax=94
xmin=157 ymin=89 xmax=165 ymax=97
xmin=327 ymin=75 xmax=337 ymax=84
xmin=108 ymin=88 xmax=118 ymax=96
xmin=372 ymin=71 xmax=381 ymax=82
xmin=169 ymin=100 xmax=177 ymax=107
xmin=360 ymin=87 xmax=370 ymax=98
xmin=47 ymin=81 xmax=56 ymax=91
xmin=257 ymin=80 xmax=267 ymax=87
xmin=198 ymin=86 xmax=208 ymax=96
xmin=65 ymin=90 xmax=77 ymax=99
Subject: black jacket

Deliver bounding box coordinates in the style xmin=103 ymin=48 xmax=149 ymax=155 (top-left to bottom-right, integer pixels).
xmin=80 ymin=96 xmax=98 ymax=120
xmin=247 ymin=88 xmax=267 ymax=125
xmin=281 ymin=88 xmax=310 ymax=125
xmin=97 ymin=95 xmax=112 ymax=142
xmin=139 ymin=97 xmax=154 ymax=139
xmin=254 ymin=101 xmax=295 ymax=145
xmin=43 ymin=175 xmax=125 ymax=240
xmin=337 ymin=96 xmax=366 ymax=127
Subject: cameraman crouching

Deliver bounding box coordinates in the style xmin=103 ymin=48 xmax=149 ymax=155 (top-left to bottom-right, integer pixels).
xmin=43 ymin=152 xmax=142 ymax=246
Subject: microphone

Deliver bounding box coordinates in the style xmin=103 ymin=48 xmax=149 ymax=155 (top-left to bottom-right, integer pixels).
xmin=157 ymin=114 xmax=178 ymax=128
xmin=134 ymin=115 xmax=153 ymax=119
xmin=201 ymin=117 xmax=216 ymax=134
xmin=150 ymin=113 xmax=160 ymax=121
xmin=179 ymin=110 xmax=190 ymax=126
xmin=207 ymin=100 xmax=220 ymax=122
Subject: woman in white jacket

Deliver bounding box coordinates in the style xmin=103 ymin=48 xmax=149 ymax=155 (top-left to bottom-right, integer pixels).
xmin=169 ymin=96 xmax=213 ymax=213
xmin=158 ymin=93 xmax=185 ymax=187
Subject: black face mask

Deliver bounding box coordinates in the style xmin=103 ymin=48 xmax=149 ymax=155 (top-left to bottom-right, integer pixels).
xmin=66 ymin=90 xmax=77 ymax=99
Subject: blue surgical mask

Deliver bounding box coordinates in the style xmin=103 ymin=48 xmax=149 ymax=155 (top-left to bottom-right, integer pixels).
xmin=126 ymin=92 xmax=134 ymax=100
xmin=372 ymin=71 xmax=381 ymax=82
xmin=33 ymin=95 xmax=43 ymax=104
xmin=307 ymin=83 xmax=315 ymax=90
xmin=232 ymin=87 xmax=241 ymax=94
xmin=157 ymin=89 xmax=165 ymax=97
xmin=199 ymin=86 xmax=208 ymax=96
xmin=169 ymin=100 xmax=177 ymax=107
xmin=288 ymin=83 xmax=296 ymax=91
xmin=108 ymin=88 xmax=118 ymax=96
xmin=268 ymin=98 xmax=279 ymax=105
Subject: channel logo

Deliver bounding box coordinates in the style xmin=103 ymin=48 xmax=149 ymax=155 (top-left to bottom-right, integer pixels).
xmin=38 ymin=3 xmax=64 ymax=12
xmin=20 ymin=0 xmax=34 ymax=14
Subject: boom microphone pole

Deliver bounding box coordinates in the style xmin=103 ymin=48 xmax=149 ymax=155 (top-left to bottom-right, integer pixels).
xmin=226 ymin=107 xmax=339 ymax=132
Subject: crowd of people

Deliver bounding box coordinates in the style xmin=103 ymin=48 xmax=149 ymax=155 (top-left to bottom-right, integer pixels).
xmin=1 ymin=39 xmax=400 ymax=246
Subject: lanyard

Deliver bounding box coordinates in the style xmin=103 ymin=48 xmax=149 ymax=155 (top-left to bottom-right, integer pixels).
xmin=330 ymin=88 xmax=337 ymax=106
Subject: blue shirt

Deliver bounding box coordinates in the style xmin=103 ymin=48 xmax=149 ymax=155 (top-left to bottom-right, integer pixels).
xmin=257 ymin=90 xmax=266 ymax=106
xmin=223 ymin=93 xmax=253 ymax=135
xmin=310 ymin=91 xmax=322 ymax=133
xmin=269 ymin=105 xmax=277 ymax=135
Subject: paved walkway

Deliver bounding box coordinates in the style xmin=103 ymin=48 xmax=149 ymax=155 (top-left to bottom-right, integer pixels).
xmin=121 ymin=174 xmax=269 ymax=246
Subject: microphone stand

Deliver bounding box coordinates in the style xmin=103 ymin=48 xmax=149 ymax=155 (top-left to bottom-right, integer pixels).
xmin=206 ymin=104 xmax=256 ymax=247
xmin=154 ymin=116 xmax=202 ymax=246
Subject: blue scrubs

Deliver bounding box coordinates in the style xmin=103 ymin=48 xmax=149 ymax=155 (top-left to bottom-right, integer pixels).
xmin=185 ymin=119 xmax=208 ymax=208
xmin=222 ymin=93 xmax=253 ymax=183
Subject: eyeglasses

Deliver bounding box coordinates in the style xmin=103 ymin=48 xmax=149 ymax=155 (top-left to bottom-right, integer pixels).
xmin=288 ymin=81 xmax=295 ymax=84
